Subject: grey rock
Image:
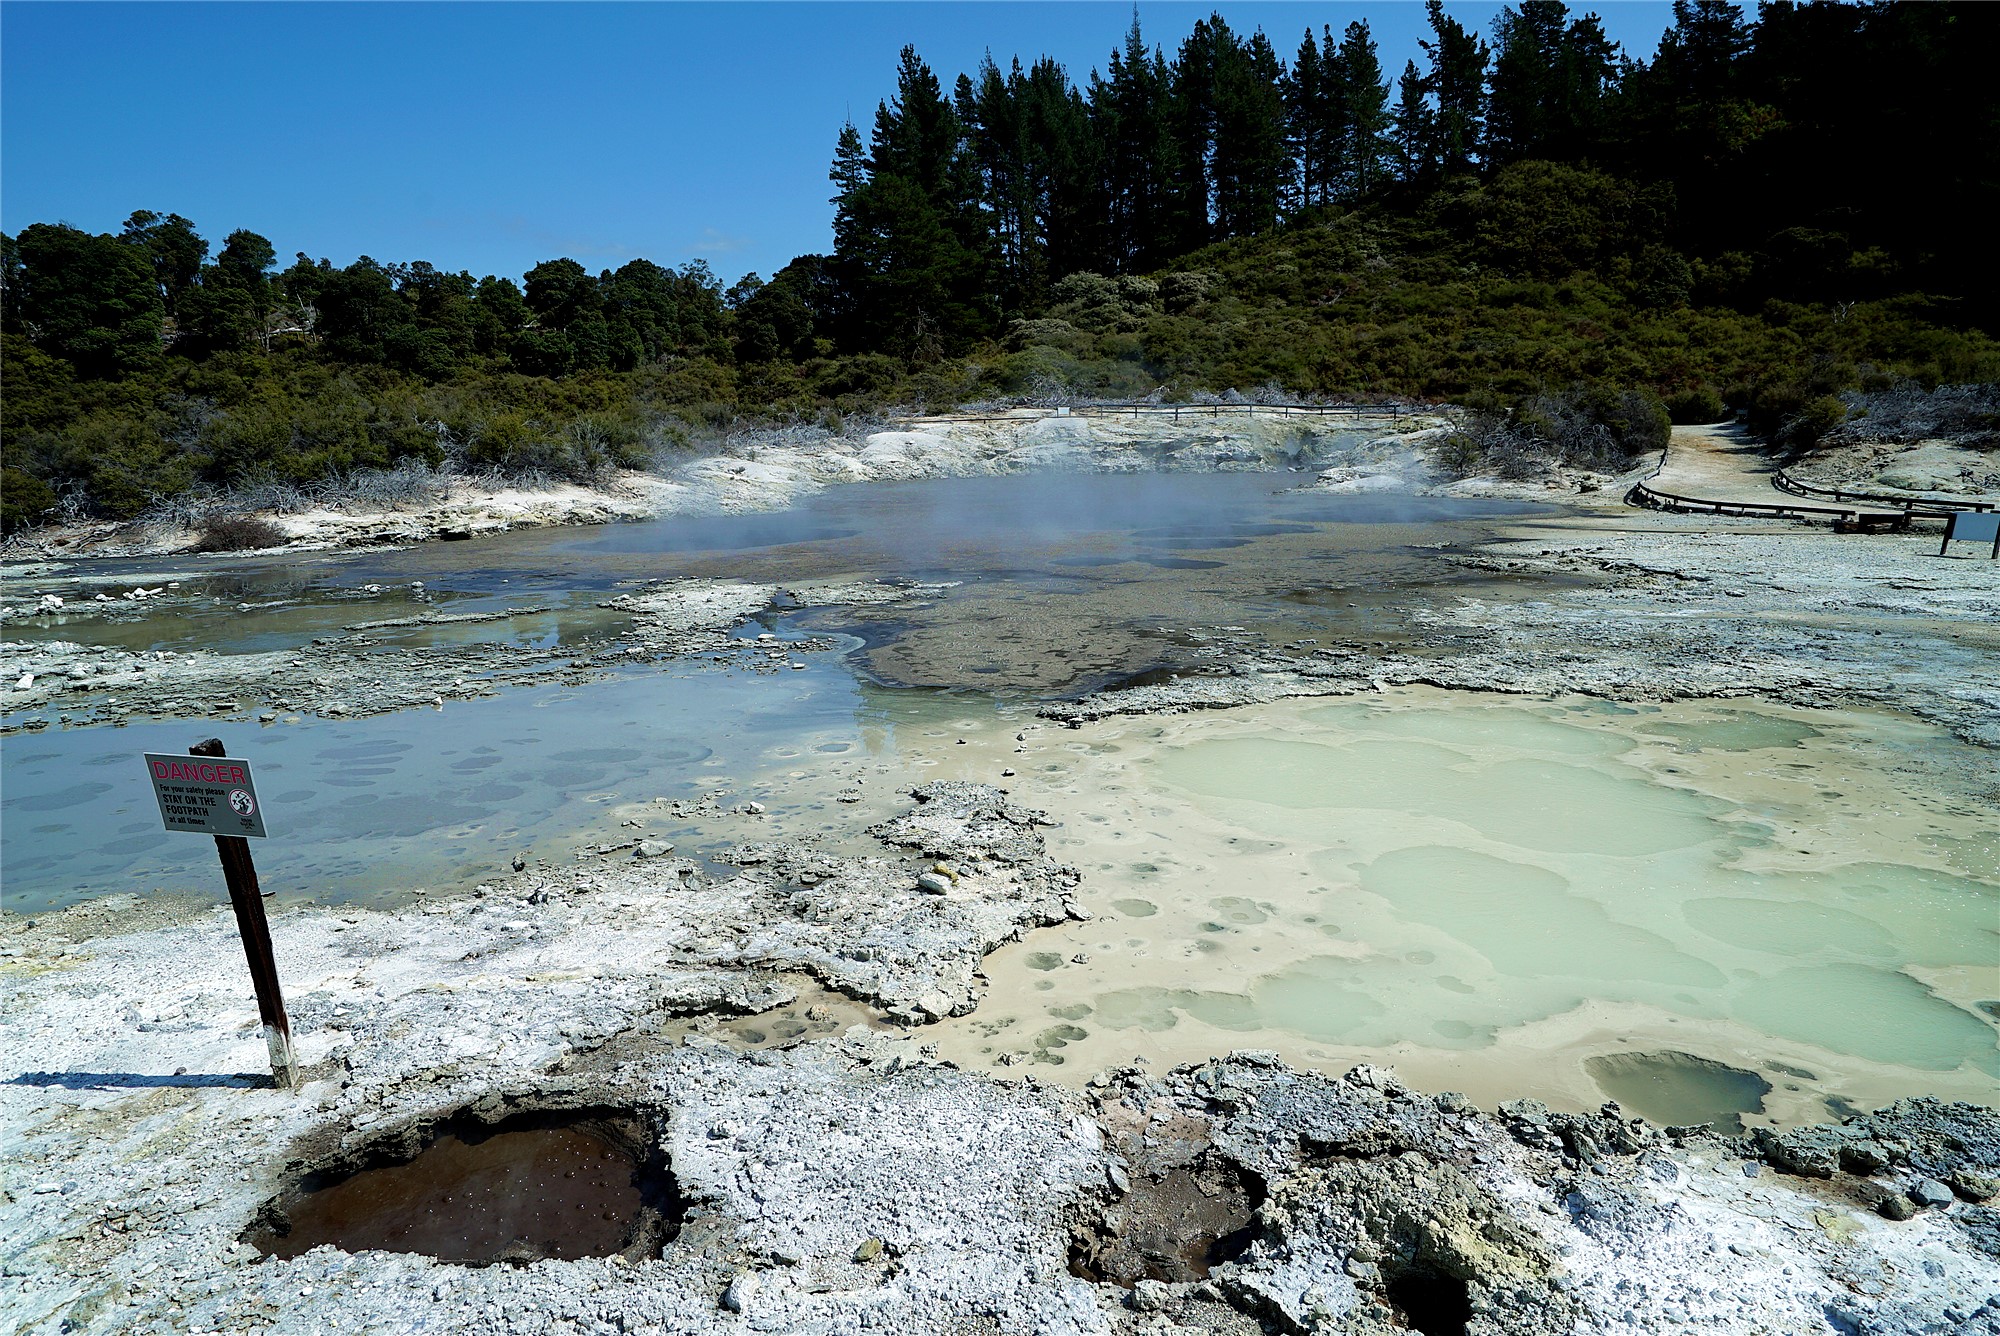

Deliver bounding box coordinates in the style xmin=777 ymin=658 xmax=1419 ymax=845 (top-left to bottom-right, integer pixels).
xmin=720 ymin=1270 xmax=759 ymax=1313
xmin=1911 ymin=1178 xmax=1956 ymax=1209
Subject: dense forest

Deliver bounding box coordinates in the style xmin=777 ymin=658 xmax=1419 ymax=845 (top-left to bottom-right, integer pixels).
xmin=5 ymin=0 xmax=1998 ymax=532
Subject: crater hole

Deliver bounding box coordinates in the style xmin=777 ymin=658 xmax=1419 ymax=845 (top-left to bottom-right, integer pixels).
xmin=245 ymin=1106 xmax=681 ymax=1265
xmin=1385 ymin=1263 xmax=1473 ymax=1336
xmin=1069 ymin=1153 xmax=1266 ymax=1287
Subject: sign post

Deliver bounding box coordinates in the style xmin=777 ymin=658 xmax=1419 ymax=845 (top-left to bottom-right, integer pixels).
xmin=1939 ymin=511 xmax=2000 ymax=559
xmin=144 ymin=740 xmax=297 ymax=1091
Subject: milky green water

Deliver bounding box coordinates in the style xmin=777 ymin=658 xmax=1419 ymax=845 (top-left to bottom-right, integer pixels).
xmin=925 ymin=693 xmax=1999 ymax=1126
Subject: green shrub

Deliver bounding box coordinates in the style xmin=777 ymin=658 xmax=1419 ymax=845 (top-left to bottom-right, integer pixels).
xmin=1 ymin=467 xmax=57 ymax=533
xmin=193 ymin=513 xmax=287 ymax=551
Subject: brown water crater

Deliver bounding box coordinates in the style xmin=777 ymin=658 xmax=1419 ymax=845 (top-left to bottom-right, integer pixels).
xmin=247 ymin=1105 xmax=681 ymax=1265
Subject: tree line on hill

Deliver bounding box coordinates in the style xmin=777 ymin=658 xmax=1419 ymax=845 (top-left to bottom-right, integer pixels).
xmin=3 ymin=0 xmax=1997 ymax=532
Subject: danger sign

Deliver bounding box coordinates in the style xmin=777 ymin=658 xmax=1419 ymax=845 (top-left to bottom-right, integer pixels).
xmin=145 ymin=752 xmax=268 ymax=838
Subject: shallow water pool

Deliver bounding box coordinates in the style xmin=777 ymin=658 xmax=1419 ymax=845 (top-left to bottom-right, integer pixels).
xmin=923 ymin=692 xmax=1999 ymax=1127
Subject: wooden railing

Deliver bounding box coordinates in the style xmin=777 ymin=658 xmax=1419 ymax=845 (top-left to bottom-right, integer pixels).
xmin=904 ymin=401 xmax=1421 ymax=426
xmin=1625 ymin=478 xmax=1914 ymax=532
xmin=1771 ymin=467 xmax=1995 ymax=515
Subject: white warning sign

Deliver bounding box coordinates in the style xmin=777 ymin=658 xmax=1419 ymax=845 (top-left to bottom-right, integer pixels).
xmin=144 ymin=753 xmax=269 ymax=838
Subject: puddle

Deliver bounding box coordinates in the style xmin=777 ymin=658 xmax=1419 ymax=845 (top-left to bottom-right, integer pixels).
xmin=248 ymin=1108 xmax=677 ymax=1265
xmin=1584 ymin=1051 xmax=1772 ymax=1133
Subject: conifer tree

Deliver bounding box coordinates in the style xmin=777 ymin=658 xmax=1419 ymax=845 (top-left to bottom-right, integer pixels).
xmin=1094 ymin=11 xmax=1176 ymax=270
xmin=1420 ymin=0 xmax=1491 ymax=174
xmin=1214 ymin=28 xmax=1290 ymax=236
xmin=1392 ymin=60 xmax=1433 ymax=183
xmin=1285 ymin=29 xmax=1331 ymax=210
xmin=1336 ymin=21 xmax=1393 ymax=198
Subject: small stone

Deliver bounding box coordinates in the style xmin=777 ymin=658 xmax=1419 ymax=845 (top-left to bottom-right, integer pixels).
xmin=853 ymin=1238 xmax=884 ymax=1263
xmin=916 ymin=872 xmax=952 ymax=895
xmin=1877 ymin=1195 xmax=1917 ymax=1221
xmin=720 ymin=1271 xmax=758 ymax=1313
xmin=1130 ymin=1279 xmax=1172 ymax=1312
xmin=511 ymin=855 xmax=527 ymax=872
xmin=633 ymin=840 xmax=675 ymax=859
xmin=1000 ymin=768 xmax=1015 ymax=777
xmin=1107 ymin=1162 xmax=1130 ymax=1194
xmin=1910 ymin=1178 xmax=1955 ymax=1209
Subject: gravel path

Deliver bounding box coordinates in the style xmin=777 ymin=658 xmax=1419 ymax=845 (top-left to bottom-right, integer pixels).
xmin=1649 ymin=424 xmax=1790 ymax=505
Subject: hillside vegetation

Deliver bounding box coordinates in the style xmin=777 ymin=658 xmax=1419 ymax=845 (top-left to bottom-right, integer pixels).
xmin=5 ymin=0 xmax=1997 ymax=532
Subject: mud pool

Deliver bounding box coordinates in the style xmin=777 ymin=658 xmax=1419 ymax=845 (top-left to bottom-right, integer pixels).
xmin=4 ymin=468 xmax=1995 ymax=1127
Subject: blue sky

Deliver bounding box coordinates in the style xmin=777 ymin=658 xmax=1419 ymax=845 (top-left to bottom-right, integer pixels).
xmin=2 ymin=2 xmax=1671 ymax=286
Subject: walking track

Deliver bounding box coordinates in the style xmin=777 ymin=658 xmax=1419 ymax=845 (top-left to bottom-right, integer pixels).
xmin=1625 ymin=424 xmax=1982 ymax=530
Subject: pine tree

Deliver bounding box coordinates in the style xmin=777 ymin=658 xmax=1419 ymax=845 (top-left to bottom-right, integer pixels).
xmin=1167 ymin=18 xmax=1224 ymax=253
xmin=1285 ymin=29 xmax=1329 ymax=210
xmin=1337 ymin=21 xmax=1393 ymax=198
xmin=1392 ymin=60 xmax=1433 ymax=183
xmin=1093 ymin=11 xmax=1178 ymax=270
xmin=1213 ymin=27 xmax=1290 ymax=236
xmin=1421 ymin=0 xmax=1490 ymax=174
xmin=827 ymin=47 xmax=995 ymax=357
xmin=1488 ymin=2 xmax=1620 ymax=163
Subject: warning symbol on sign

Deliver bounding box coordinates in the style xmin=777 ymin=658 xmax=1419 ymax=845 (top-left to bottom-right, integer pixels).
xmin=229 ymin=790 xmax=257 ymax=818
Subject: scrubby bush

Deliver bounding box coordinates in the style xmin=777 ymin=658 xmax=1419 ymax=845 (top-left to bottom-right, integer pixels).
xmin=1828 ymin=383 xmax=2000 ymax=450
xmin=193 ymin=513 xmax=287 ymax=551
xmin=1 ymin=467 xmax=58 ymax=534
xmin=1435 ymin=385 xmax=1669 ymax=479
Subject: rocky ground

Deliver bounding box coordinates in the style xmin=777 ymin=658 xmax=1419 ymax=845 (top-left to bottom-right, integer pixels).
xmin=0 ymin=576 xmax=957 ymax=734
xmin=1789 ymin=437 xmax=2000 ymax=501
xmin=4 ymin=840 xmax=1995 ymax=1336
xmin=1042 ymin=517 xmax=2000 ymax=754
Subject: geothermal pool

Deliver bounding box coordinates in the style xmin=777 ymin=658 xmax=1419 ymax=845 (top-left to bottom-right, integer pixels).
xmin=4 ymin=469 xmax=1994 ymax=1127
xmin=916 ymin=691 xmax=1998 ymax=1129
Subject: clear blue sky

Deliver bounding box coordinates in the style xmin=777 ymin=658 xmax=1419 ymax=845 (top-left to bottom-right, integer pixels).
xmin=2 ymin=2 xmax=1671 ymax=286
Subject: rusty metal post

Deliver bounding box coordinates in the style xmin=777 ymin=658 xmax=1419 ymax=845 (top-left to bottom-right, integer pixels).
xmin=189 ymin=739 xmax=299 ymax=1090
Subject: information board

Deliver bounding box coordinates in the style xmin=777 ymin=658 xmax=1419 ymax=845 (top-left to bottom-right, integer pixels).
xmin=144 ymin=753 xmax=268 ymax=838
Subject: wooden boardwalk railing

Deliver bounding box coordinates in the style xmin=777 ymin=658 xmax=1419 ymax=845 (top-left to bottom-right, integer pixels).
xmin=1770 ymin=468 xmax=1995 ymax=515
xmin=1624 ymin=478 xmax=1915 ymax=533
xmin=905 ymin=401 xmax=1419 ymax=427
